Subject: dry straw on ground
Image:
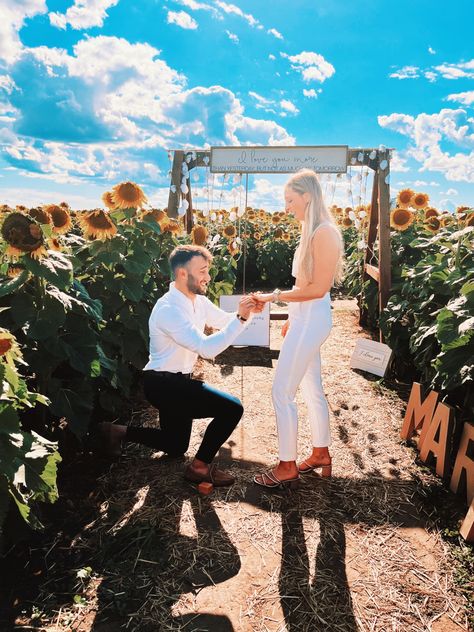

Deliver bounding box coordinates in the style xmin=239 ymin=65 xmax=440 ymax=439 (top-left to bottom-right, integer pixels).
xmin=9 ymin=300 xmax=471 ymax=632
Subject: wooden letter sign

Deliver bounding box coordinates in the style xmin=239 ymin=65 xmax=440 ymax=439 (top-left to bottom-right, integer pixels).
xmin=418 ymin=402 xmax=454 ymax=479
xmin=400 ymin=383 xmax=439 ymax=441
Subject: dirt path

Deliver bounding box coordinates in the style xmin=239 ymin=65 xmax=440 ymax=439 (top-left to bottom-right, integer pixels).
xmin=4 ymin=299 xmax=471 ymax=632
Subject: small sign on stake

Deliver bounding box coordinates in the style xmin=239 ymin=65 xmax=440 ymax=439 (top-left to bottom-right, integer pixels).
xmin=350 ymin=339 xmax=393 ymax=377
xmin=219 ymin=295 xmax=270 ymax=347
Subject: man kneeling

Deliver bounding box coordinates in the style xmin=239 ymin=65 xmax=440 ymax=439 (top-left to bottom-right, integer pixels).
xmin=100 ymin=245 xmax=261 ymax=486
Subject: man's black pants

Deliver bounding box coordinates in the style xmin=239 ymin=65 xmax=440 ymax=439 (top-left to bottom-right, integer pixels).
xmin=126 ymin=370 xmax=243 ymax=463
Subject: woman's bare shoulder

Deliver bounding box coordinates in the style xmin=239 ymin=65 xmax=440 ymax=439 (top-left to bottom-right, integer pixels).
xmin=313 ymin=223 xmax=341 ymax=243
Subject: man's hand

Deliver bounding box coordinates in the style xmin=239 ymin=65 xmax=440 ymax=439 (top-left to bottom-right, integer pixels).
xmin=238 ymin=295 xmax=257 ymax=320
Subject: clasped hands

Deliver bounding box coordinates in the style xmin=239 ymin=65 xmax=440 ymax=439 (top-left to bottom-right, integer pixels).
xmin=237 ymin=292 xmax=275 ymax=320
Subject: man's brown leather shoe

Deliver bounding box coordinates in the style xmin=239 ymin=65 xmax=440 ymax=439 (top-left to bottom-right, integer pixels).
xmin=184 ymin=463 xmax=235 ymax=487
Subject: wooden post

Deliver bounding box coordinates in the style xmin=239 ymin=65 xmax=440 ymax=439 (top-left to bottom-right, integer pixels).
xmin=167 ymin=150 xmax=185 ymax=219
xmin=377 ymin=150 xmax=391 ymax=320
xmin=418 ymin=402 xmax=454 ymax=479
xmin=185 ymin=171 xmax=193 ymax=234
xmin=360 ymin=173 xmax=379 ymax=326
xmin=450 ymin=422 xmax=474 ymax=505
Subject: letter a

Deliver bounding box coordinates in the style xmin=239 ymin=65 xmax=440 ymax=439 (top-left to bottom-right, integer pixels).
xmin=418 ymin=402 xmax=454 ymax=479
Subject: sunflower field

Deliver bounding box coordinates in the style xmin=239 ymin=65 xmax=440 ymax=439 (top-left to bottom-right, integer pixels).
xmin=0 ymin=182 xmax=473 ymax=543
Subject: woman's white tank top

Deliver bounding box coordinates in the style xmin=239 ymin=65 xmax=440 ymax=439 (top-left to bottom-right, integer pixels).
xmin=291 ymin=221 xmax=335 ymax=278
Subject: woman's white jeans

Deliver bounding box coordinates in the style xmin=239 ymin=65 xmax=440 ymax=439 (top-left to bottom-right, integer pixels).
xmin=272 ymin=293 xmax=332 ymax=461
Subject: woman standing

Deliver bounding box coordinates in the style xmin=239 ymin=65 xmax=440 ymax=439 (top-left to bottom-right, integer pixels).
xmin=253 ymin=169 xmax=344 ymax=489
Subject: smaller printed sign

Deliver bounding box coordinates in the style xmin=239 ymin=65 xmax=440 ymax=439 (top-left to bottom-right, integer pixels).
xmin=350 ymin=339 xmax=392 ymax=377
xmin=219 ymin=295 xmax=270 ymax=347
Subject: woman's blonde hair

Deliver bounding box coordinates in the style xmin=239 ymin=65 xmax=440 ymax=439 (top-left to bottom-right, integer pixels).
xmin=287 ymin=169 xmax=344 ymax=284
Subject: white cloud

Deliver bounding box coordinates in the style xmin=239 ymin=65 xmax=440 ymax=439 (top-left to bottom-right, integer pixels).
xmin=446 ymin=91 xmax=474 ymax=106
xmin=269 ymin=54 xmax=276 ymax=60
xmin=167 ymin=10 xmax=198 ymax=29
xmin=428 ymin=47 xmax=436 ymax=55
xmin=49 ymin=12 xmax=67 ymax=29
xmin=226 ymin=30 xmax=239 ymax=43
xmin=434 ymin=63 xmax=474 ymax=79
xmin=48 ymin=0 xmax=118 ymax=31
xmin=303 ymin=88 xmax=318 ymax=98
xmin=214 ymin=1 xmax=259 ymax=27
xmin=443 ymin=188 xmax=458 ymax=195
xmin=390 ymin=58 xmax=474 ymax=82
xmin=175 ymin=0 xmax=218 ymax=14
xmin=379 ymin=108 xmax=474 ymax=182
xmin=280 ymin=99 xmax=299 ymax=115
xmin=0 ymin=0 xmax=47 ymax=64
xmin=389 ymin=151 xmax=410 ymax=172
xmin=281 ymin=51 xmax=335 ymax=84
xmin=389 ymin=65 xmax=419 ymax=79
xmin=268 ymin=28 xmax=283 ymax=40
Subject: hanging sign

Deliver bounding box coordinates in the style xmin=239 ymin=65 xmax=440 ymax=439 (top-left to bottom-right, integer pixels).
xmin=210 ymin=145 xmax=348 ymax=174
xmin=219 ymin=295 xmax=270 ymax=347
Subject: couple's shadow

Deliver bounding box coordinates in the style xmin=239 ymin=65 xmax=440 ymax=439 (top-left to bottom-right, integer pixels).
xmin=87 ymin=449 xmax=426 ymax=632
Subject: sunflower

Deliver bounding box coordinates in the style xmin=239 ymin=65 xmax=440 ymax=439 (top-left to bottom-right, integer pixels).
xmin=142 ymin=208 xmax=168 ymax=228
xmin=424 ymin=216 xmax=440 ymax=232
xmin=1 ymin=212 xmax=47 ymax=258
xmin=390 ymin=208 xmax=415 ymax=231
xmin=342 ymin=217 xmax=353 ymax=228
xmin=163 ymin=219 xmax=181 ymax=234
xmin=44 ymin=204 xmax=72 ymax=233
xmin=456 ymin=206 xmax=470 ymax=215
xmin=466 ymin=213 xmax=474 ymax=227
xmin=16 ymin=205 xmax=28 ymax=212
xmin=48 ymin=237 xmax=62 ymax=252
xmin=396 ymin=188 xmax=415 ymax=208
xmin=246 ymin=210 xmax=256 ymax=220
xmin=412 ymin=192 xmax=430 ymax=210
xmin=344 ymin=207 xmax=352 ymax=215
xmin=223 ymin=224 xmax=237 ymax=239
xmin=192 ymin=224 xmax=208 ymax=246
xmin=28 ymin=207 xmax=52 ymax=224
xmin=227 ymin=241 xmax=239 ymax=256
xmin=258 ymin=210 xmax=267 ymax=219
xmin=254 ymin=232 xmax=261 ymax=241
xmin=78 ymin=210 xmax=117 ymax=240
xmin=282 ymin=232 xmax=290 ymax=241
xmin=424 ymin=208 xmax=439 ymax=219
xmin=0 ymin=331 xmax=16 ymax=358
xmin=111 ymin=181 xmax=147 ymax=209
xmin=7 ymin=266 xmax=25 ymax=278
xmin=102 ymin=191 xmax=117 ymax=211
xmin=271 ymin=214 xmax=281 ymax=224
xmin=274 ymin=227 xmax=283 ymax=239
xmin=439 ymin=214 xmax=455 ymax=228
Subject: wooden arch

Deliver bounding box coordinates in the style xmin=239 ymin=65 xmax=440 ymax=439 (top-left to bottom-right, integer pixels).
xmin=167 ymin=146 xmax=391 ymax=326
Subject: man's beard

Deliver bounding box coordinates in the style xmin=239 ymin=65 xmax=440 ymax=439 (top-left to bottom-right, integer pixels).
xmin=186 ymin=273 xmax=206 ymax=295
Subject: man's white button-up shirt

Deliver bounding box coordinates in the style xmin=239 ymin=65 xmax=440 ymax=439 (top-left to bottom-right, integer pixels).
xmin=143 ymin=283 xmax=250 ymax=374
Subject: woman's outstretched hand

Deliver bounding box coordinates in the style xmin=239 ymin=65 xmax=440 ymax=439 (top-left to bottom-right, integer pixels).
xmin=250 ymin=291 xmax=273 ymax=304
xmin=281 ymin=319 xmax=290 ymax=338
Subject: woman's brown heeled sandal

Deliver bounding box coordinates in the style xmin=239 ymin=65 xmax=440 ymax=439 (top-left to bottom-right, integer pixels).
xmin=253 ymin=470 xmax=300 ymax=490
xmin=298 ymin=458 xmax=332 ymax=477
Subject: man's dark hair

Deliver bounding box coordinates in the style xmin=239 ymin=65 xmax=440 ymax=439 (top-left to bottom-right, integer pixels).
xmin=169 ymin=245 xmax=213 ymax=276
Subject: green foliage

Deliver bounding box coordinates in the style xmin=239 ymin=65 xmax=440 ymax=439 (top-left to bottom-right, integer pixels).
xmin=0 ymin=328 xmax=60 ymax=539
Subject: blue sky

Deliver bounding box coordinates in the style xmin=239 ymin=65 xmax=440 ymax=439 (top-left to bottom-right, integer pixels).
xmin=1 ymin=0 xmax=473 ymax=211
